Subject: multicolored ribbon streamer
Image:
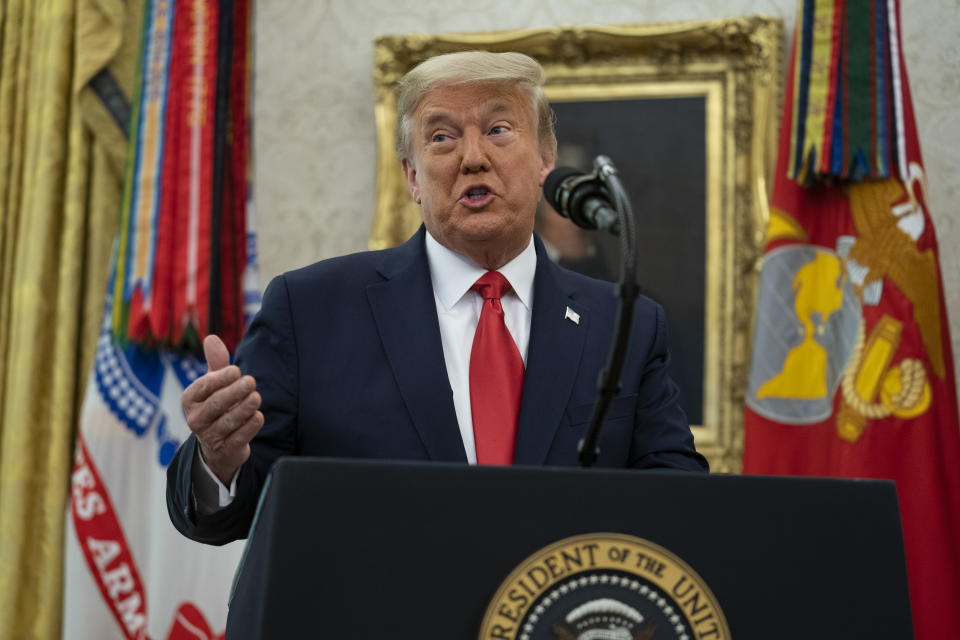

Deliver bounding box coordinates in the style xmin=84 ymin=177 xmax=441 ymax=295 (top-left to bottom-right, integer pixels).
xmin=113 ymin=0 xmax=253 ymax=353
xmin=789 ymin=0 xmax=906 ymax=184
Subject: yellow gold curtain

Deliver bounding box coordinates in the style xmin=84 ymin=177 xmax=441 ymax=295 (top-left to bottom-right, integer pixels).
xmin=0 ymin=0 xmax=141 ymax=637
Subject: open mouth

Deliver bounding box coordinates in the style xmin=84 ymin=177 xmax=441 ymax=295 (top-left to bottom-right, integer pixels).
xmin=465 ymin=187 xmax=490 ymax=200
xmin=459 ymin=185 xmax=495 ymax=208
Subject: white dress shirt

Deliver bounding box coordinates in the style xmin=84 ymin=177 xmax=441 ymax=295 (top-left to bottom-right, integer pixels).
xmin=425 ymin=231 xmax=536 ymax=463
xmin=193 ymin=230 xmax=537 ymax=509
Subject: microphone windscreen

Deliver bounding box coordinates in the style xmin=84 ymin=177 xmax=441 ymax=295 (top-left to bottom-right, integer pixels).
xmin=543 ymin=166 xmax=584 ymax=212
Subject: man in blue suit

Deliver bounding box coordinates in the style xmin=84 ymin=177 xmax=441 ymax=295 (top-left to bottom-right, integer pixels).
xmin=167 ymin=51 xmax=707 ymax=545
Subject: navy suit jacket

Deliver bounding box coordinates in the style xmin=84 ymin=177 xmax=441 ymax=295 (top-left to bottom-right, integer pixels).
xmin=167 ymin=227 xmax=707 ymax=544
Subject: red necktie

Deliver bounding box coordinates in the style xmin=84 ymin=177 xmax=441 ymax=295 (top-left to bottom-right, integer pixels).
xmin=470 ymin=271 xmax=524 ymax=465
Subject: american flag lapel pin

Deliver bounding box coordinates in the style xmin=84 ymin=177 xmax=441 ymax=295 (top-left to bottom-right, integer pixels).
xmin=565 ymin=306 xmax=580 ymax=325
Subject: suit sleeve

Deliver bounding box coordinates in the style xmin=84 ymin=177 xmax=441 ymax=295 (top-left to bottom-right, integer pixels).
xmin=628 ymin=302 xmax=710 ymax=472
xmin=166 ymin=275 xmax=301 ymax=544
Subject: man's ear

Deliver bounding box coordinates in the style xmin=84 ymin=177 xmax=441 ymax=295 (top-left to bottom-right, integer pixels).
xmin=538 ymin=147 xmax=556 ymax=187
xmin=401 ymin=158 xmax=421 ymax=205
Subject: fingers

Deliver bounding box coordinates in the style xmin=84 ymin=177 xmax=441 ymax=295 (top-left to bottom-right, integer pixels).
xmin=182 ymin=363 xmax=244 ymax=408
xmin=198 ymin=408 xmax=264 ymax=460
xmin=198 ymin=410 xmax=263 ymax=485
xmin=217 ymin=410 xmax=265 ymax=455
xmin=192 ymin=389 xmax=263 ymax=473
xmin=203 ymin=334 xmax=231 ymax=371
xmin=186 ymin=376 xmax=260 ymax=435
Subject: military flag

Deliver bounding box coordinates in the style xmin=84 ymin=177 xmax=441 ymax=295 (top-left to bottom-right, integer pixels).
xmin=743 ymin=1 xmax=960 ymax=638
xmin=63 ymin=0 xmax=258 ymax=637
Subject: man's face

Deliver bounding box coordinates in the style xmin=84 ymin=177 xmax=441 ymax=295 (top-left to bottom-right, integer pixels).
xmin=402 ymin=83 xmax=555 ymax=269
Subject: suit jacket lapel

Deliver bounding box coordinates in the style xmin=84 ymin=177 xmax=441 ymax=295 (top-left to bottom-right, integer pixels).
xmin=366 ymin=227 xmax=467 ymax=462
xmin=514 ymin=239 xmax=589 ymax=465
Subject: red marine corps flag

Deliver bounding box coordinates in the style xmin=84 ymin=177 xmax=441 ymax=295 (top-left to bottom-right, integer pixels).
xmin=63 ymin=0 xmax=257 ymax=637
xmin=743 ymin=1 xmax=960 ymax=638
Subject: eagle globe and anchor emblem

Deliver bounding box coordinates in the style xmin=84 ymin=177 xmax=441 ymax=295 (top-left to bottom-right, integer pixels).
xmin=478 ymin=533 xmax=729 ymax=640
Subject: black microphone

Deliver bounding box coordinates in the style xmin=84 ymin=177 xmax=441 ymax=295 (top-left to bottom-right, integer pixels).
xmin=543 ymin=166 xmax=620 ymax=234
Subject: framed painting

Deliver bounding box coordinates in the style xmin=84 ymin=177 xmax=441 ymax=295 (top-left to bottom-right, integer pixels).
xmin=370 ymin=18 xmax=783 ymax=472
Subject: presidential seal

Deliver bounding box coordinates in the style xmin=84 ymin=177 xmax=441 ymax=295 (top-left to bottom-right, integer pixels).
xmin=478 ymin=533 xmax=729 ymax=640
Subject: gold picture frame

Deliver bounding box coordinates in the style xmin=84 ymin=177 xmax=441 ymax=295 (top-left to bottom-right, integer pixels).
xmin=370 ymin=18 xmax=783 ymax=472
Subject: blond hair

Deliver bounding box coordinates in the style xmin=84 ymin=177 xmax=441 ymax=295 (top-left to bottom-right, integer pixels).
xmin=395 ymin=50 xmax=557 ymax=160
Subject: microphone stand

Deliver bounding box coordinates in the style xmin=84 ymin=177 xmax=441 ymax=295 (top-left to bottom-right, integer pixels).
xmin=578 ymin=156 xmax=639 ymax=468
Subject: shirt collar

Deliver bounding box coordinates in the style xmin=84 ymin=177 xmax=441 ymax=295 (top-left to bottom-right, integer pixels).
xmin=424 ymin=230 xmax=536 ymax=312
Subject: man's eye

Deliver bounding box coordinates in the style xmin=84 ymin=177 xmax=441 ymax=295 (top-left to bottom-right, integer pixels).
xmin=432 ymin=133 xmax=448 ymax=143
xmin=489 ymin=126 xmax=506 ymax=135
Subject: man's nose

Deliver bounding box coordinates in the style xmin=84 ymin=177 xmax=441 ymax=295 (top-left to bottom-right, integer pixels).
xmin=460 ymin=130 xmax=489 ymax=174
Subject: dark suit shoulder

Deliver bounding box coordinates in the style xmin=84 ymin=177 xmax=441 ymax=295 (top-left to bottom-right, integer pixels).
xmin=279 ymin=229 xmax=424 ymax=296
xmin=281 ymin=249 xmax=386 ymax=290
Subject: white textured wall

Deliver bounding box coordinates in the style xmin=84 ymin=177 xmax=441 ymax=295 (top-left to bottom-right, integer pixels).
xmin=254 ymin=0 xmax=960 ymax=391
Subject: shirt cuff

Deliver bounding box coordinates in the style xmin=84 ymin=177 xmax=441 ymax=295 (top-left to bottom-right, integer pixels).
xmin=191 ymin=445 xmax=240 ymax=514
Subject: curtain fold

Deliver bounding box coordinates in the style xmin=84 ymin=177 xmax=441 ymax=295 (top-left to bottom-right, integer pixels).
xmin=0 ymin=0 xmax=134 ymax=636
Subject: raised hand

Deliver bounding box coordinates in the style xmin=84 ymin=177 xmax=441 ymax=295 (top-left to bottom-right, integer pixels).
xmin=181 ymin=334 xmax=264 ymax=485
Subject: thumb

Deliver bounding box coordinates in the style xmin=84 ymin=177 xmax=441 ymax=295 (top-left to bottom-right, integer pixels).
xmin=202 ymin=334 xmax=231 ymax=371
